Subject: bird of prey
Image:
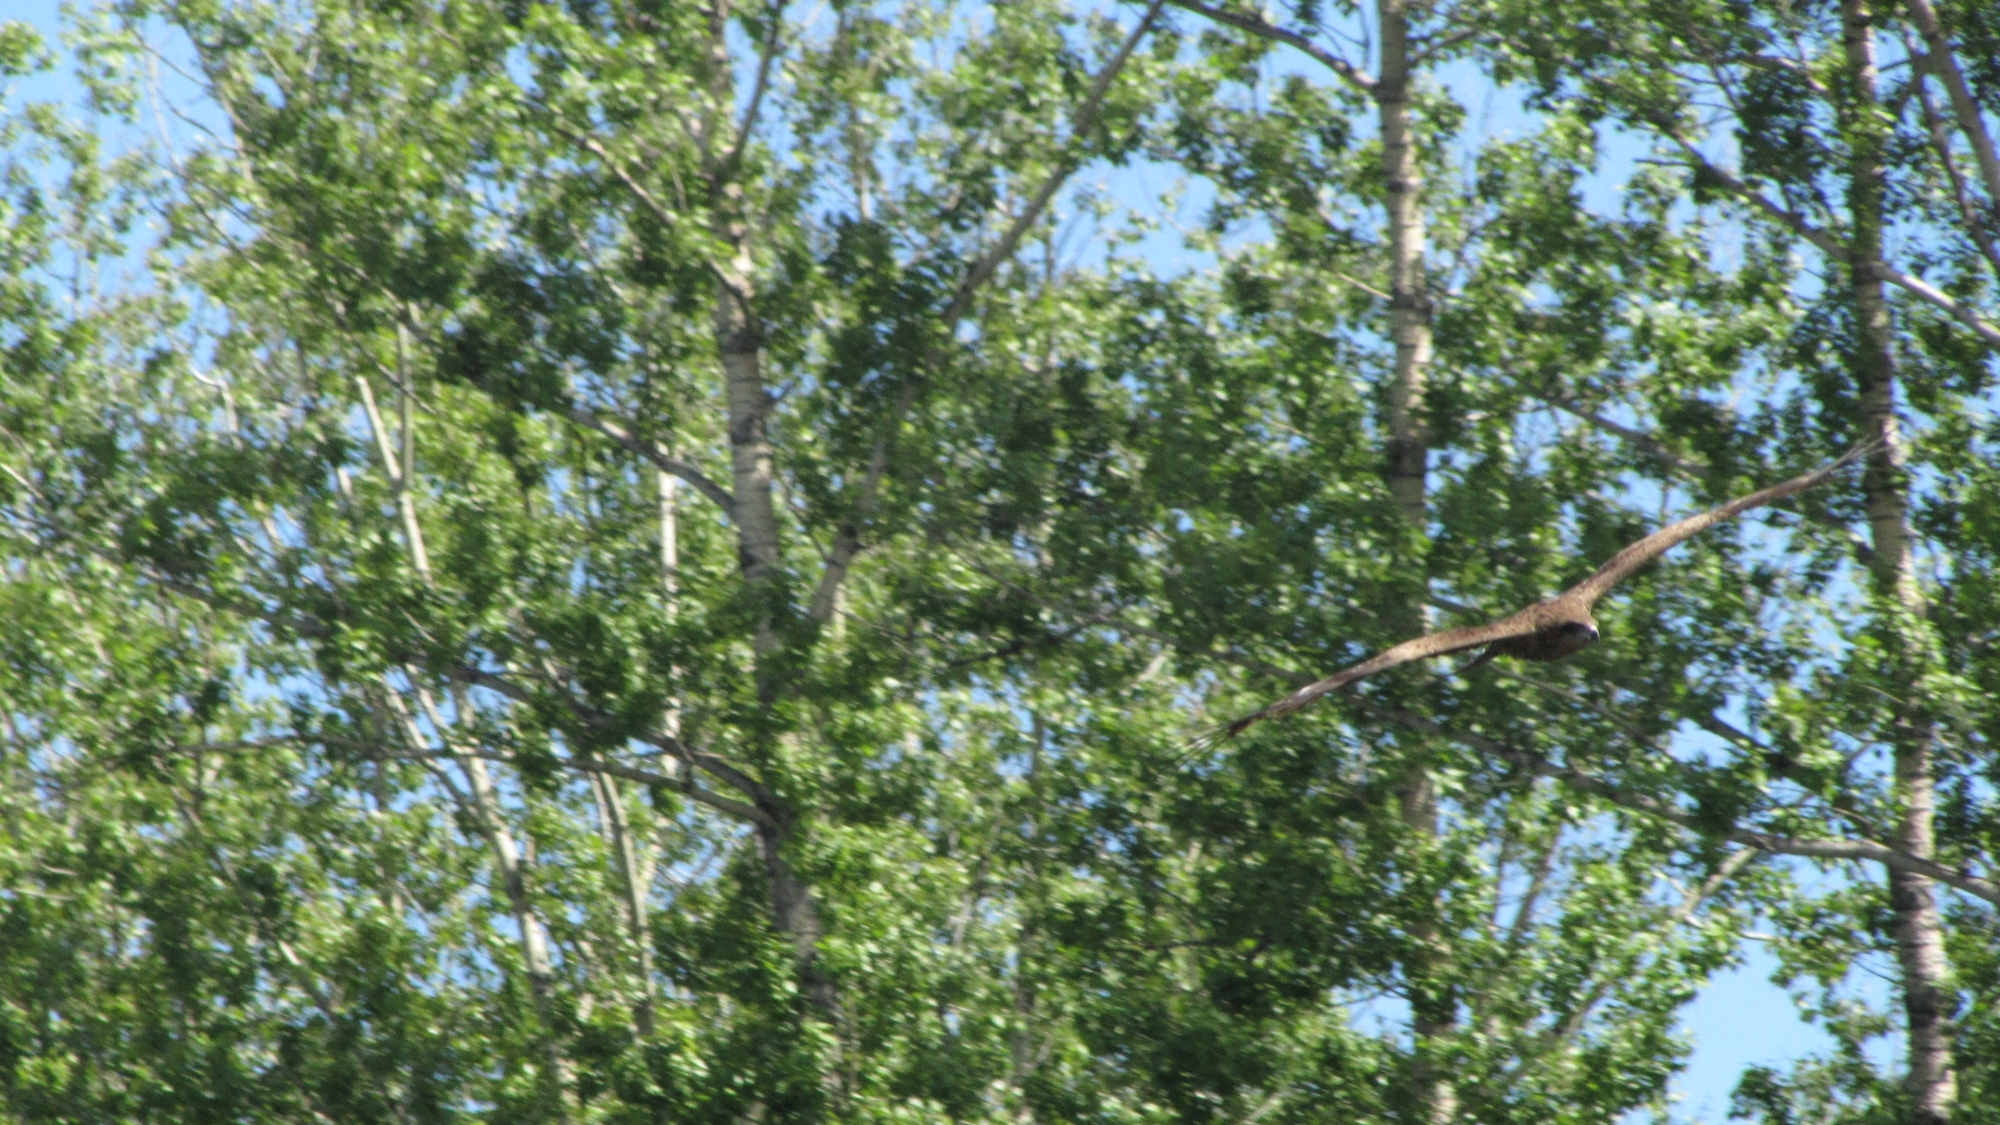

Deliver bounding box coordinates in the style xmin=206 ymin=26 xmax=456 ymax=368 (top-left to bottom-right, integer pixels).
xmin=1211 ymin=444 xmax=1871 ymax=742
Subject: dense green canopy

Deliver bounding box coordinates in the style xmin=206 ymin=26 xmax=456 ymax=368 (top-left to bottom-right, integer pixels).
xmin=1 ymin=1 xmax=1997 ymax=1122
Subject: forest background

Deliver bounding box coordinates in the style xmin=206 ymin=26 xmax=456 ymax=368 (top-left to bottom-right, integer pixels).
xmin=2 ymin=0 xmax=1998 ymax=1122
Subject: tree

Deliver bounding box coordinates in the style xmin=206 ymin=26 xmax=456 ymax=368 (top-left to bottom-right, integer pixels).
xmin=1489 ymin=0 xmax=2000 ymax=1119
xmin=947 ymin=1 xmax=1843 ymax=1121
xmin=2 ymin=0 xmax=1181 ymax=1117
xmin=5 ymin=1 xmax=1999 ymax=1123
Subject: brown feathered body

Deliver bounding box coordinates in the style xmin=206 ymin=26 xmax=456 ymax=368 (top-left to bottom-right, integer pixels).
xmin=1461 ymin=615 xmax=1600 ymax=670
xmin=1211 ymin=444 xmax=1873 ymax=742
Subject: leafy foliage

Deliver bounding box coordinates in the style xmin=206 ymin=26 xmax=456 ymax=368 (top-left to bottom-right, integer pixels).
xmin=1 ymin=1 xmax=1996 ymax=1123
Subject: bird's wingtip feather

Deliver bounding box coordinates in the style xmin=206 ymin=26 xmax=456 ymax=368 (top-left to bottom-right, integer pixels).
xmin=1174 ymin=709 xmax=1264 ymax=767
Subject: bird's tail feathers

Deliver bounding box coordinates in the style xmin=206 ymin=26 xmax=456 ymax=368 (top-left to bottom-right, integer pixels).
xmin=1836 ymin=434 xmax=1887 ymax=469
xmin=1176 ymin=708 xmax=1268 ymax=764
xmin=1769 ymin=438 xmax=1877 ymax=498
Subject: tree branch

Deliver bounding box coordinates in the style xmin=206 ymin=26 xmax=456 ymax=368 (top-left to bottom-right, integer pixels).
xmin=1520 ymin=381 xmax=1872 ymax=553
xmin=1035 ymin=596 xmax=2000 ymax=909
xmin=565 ymin=407 xmax=736 ymax=516
xmin=1546 ymin=846 xmax=1757 ymax=1048
xmin=1530 ymin=388 xmax=1705 ymax=476
xmin=944 ymin=0 xmax=1170 ymax=325
xmin=1670 ymin=139 xmax=2000 ymax=349
xmin=397 ymin=746 xmax=776 ymax=829
xmin=1360 ymin=701 xmax=2000 ymax=907
xmin=639 ymin=731 xmax=781 ymax=814
xmin=137 ymin=535 xmax=781 ymax=826
xmin=143 ymin=567 xmax=330 ymax=640
xmin=564 ymin=128 xmax=748 ymax=306
xmin=1165 ymin=0 xmax=1377 ymax=91
xmin=806 ymin=1 xmax=1167 ymax=622
xmin=806 ymin=379 xmax=915 ymax=622
xmin=1910 ymin=53 xmax=2000 ymax=281
xmin=717 ymin=0 xmax=784 ymax=184
xmin=1904 ymin=0 xmax=2000 ymax=212
xmin=448 ymin=664 xmax=779 ymax=811
xmin=1411 ymin=24 xmax=1482 ymax=68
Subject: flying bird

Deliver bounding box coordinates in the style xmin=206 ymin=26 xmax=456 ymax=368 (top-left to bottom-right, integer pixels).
xmin=1209 ymin=443 xmax=1872 ymax=742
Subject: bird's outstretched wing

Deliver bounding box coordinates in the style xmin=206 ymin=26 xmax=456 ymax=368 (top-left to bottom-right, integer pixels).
xmin=1195 ymin=442 xmax=1872 ymax=750
xmin=1553 ymin=441 xmax=1875 ymax=611
xmin=1204 ymin=612 xmax=1546 ymax=744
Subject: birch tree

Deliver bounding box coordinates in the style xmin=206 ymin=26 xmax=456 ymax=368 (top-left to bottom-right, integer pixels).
xmin=8 ymin=1 xmax=1998 ymax=1123
xmin=1492 ymin=0 xmax=2000 ymax=1119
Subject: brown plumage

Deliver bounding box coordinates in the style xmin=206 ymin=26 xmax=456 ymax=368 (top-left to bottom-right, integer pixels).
xmin=1210 ymin=443 xmax=1872 ymax=742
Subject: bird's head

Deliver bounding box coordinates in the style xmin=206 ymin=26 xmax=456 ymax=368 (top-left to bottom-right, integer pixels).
xmin=1536 ymin=619 xmax=1601 ymax=662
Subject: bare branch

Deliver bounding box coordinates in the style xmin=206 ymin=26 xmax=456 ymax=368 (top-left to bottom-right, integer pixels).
xmin=143 ymin=567 xmax=329 ymax=639
xmin=945 ymin=0 xmax=1170 ymax=323
xmin=808 ymin=1 xmax=1167 ymax=621
xmin=1520 ymin=381 xmax=1871 ymax=552
xmin=1911 ymin=55 xmax=2000 ymax=280
xmin=807 ymin=378 xmax=917 ymax=622
xmin=1503 ymin=828 xmax=1562 ymax=947
xmin=410 ymin=746 xmax=777 ymax=829
xmin=1547 ymin=847 xmax=1757 ymax=1047
xmin=1531 ymin=388 xmax=1705 ymax=476
xmin=1904 ymin=0 xmax=2000 ymax=210
xmin=637 ymin=729 xmax=779 ymax=810
xmin=1746 ymin=53 xmax=1834 ymax=99
xmin=1669 ymin=139 xmax=2000 ymax=348
xmin=355 ymin=371 xmax=434 ymax=582
xmin=1359 ymin=701 xmax=2000 ymax=908
xmin=147 ymin=559 xmax=776 ymax=831
xmin=1411 ymin=24 xmax=1481 ymax=68
xmin=564 ymin=128 xmax=748 ymax=305
xmin=159 ymin=734 xmax=368 ymax=756
xmin=1165 ymin=0 xmax=1377 ymax=92
xmin=1871 ymin=253 xmax=2000 ymax=348
xmin=718 ymin=0 xmax=784 ymax=182
xmin=448 ymin=664 xmax=779 ymax=811
xmin=565 ymin=407 xmax=737 ymax=516
xmin=1320 ymin=259 xmax=1392 ymax=301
